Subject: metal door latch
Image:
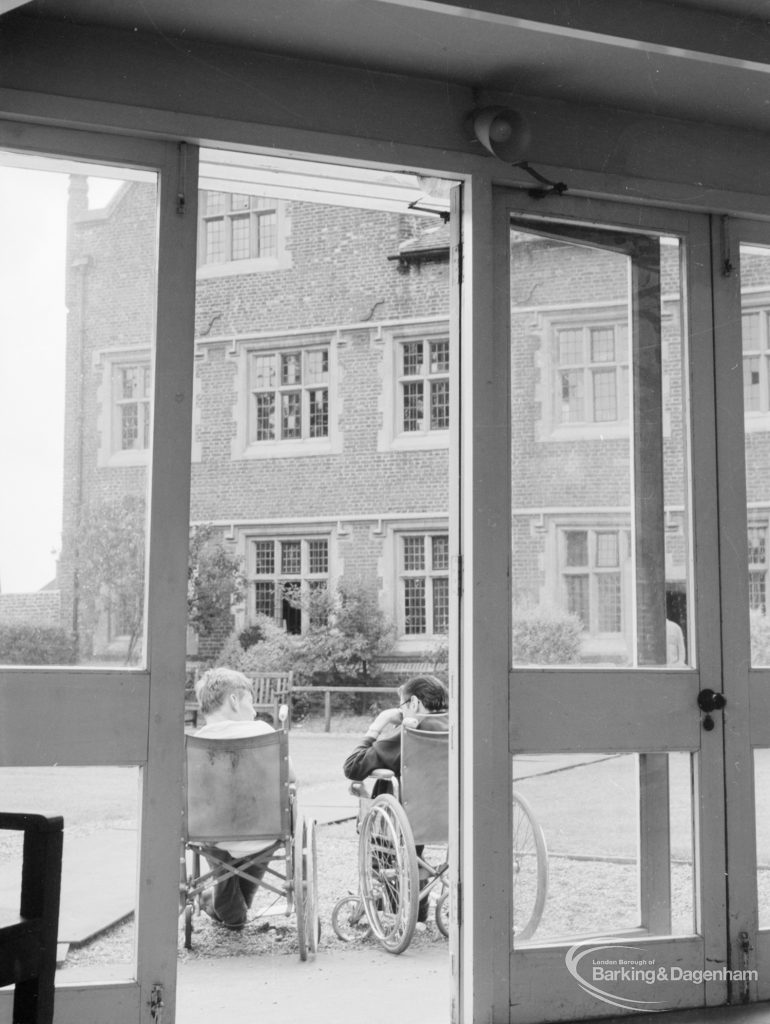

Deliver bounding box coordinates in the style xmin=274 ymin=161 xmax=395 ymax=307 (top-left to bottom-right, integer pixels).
xmin=150 ymin=984 xmax=164 ymax=1022
xmin=697 ymin=688 xmax=726 ymax=731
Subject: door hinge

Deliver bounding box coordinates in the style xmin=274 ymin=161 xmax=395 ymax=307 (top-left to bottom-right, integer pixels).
xmin=149 ymin=983 xmax=165 ymax=1022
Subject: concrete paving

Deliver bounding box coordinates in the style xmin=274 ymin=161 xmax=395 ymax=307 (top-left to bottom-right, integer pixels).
xmin=176 ymin=945 xmax=451 ymax=1024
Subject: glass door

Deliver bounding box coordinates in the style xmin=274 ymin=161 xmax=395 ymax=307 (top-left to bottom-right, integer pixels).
xmin=0 ymin=122 xmax=197 ymax=1023
xmin=495 ymin=189 xmax=734 ymax=1022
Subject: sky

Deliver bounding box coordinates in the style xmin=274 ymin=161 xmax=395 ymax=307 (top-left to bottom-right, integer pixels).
xmin=0 ymin=164 xmax=120 ymax=594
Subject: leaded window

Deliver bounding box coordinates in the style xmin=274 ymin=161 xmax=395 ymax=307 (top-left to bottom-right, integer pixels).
xmin=399 ymin=337 xmax=450 ymax=434
xmin=200 ymin=192 xmax=278 ymax=265
xmin=561 ymin=528 xmax=625 ymax=634
xmin=249 ymin=348 xmax=329 ymax=443
xmin=114 ymin=363 xmax=151 ymax=452
xmin=400 ymin=533 xmax=450 ymax=636
xmin=555 ymin=322 xmax=629 ymax=425
xmin=250 ymin=537 xmax=329 ymax=634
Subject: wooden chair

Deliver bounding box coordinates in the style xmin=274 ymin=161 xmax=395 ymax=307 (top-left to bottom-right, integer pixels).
xmin=0 ymin=812 xmax=63 ymax=1024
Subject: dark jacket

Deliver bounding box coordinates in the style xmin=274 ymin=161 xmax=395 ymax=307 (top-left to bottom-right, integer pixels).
xmin=342 ymin=712 xmax=449 ymax=782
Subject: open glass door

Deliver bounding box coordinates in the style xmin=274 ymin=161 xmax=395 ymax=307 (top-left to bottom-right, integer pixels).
xmin=0 ymin=123 xmax=196 ymax=1023
xmin=495 ymin=189 xmax=733 ymax=1022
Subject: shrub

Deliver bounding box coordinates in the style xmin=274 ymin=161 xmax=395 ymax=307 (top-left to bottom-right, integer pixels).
xmin=512 ymin=603 xmax=582 ymax=665
xmin=0 ymin=623 xmax=77 ymax=665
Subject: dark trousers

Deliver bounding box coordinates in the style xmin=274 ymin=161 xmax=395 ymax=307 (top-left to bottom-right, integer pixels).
xmin=203 ymin=847 xmax=266 ymax=927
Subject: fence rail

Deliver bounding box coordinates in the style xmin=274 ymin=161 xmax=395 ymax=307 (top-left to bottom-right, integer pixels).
xmin=291 ymin=685 xmax=398 ymax=732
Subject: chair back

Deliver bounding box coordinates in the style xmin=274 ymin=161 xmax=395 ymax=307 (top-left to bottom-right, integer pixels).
xmin=401 ymin=726 xmax=448 ymax=845
xmin=184 ymin=731 xmax=290 ymax=844
xmin=246 ymin=672 xmax=292 ymax=705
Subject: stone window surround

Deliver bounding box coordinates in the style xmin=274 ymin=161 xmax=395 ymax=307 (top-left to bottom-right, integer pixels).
xmin=376 ymin=319 xmax=451 ymax=453
xmin=223 ymin=330 xmax=342 ymax=460
xmin=375 ymin=514 xmax=450 ymax=649
xmin=195 ymin=191 xmax=292 ymax=278
xmin=94 ymin=344 xmax=152 ymax=467
xmin=741 ymin=290 xmax=770 ymax=431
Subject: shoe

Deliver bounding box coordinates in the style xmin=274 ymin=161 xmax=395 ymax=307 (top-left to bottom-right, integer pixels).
xmin=200 ymin=893 xmax=246 ymax=930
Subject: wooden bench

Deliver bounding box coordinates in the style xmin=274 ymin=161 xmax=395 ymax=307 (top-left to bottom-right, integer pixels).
xmin=185 ymin=671 xmax=293 ymax=729
xmin=0 ymin=812 xmax=63 ymax=1024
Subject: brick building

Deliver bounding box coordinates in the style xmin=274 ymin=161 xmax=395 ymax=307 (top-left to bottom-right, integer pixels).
xmin=60 ymin=174 xmax=452 ymax=664
xmin=58 ymin=179 xmax=770 ymax=668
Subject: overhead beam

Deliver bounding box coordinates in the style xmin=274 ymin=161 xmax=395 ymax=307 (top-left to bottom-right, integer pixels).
xmin=381 ymin=0 xmax=770 ymax=73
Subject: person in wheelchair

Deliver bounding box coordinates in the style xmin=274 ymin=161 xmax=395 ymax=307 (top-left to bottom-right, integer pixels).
xmin=343 ymin=674 xmax=448 ymax=926
xmin=194 ymin=667 xmax=294 ymax=930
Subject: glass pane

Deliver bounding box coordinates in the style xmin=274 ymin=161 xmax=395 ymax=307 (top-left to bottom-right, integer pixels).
xmin=0 ymin=155 xmax=157 ymax=667
xmin=755 ymin=749 xmax=770 ymax=927
xmin=512 ymin=753 xmax=694 ymax=946
xmin=0 ymin=766 xmax=139 ymax=978
xmin=510 ymin=223 xmax=691 ymax=667
xmin=741 ymin=244 xmax=770 ymax=664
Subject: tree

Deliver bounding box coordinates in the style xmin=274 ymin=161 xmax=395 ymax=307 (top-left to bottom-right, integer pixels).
xmin=70 ymin=500 xmax=244 ymax=663
xmin=187 ymin=524 xmax=245 ymax=641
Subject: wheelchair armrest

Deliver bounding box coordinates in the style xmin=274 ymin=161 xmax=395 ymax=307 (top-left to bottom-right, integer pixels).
xmin=369 ymin=769 xmax=395 ymax=780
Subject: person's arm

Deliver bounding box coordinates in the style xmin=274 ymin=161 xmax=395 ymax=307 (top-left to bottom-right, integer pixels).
xmin=343 ymin=707 xmax=402 ymax=781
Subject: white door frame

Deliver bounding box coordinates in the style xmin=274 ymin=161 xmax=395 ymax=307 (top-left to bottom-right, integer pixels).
xmin=0 ymin=121 xmax=198 ymax=1024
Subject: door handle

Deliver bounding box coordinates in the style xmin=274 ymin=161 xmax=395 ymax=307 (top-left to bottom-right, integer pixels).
xmin=697 ymin=689 xmax=727 ymax=713
xmin=697 ymin=688 xmax=726 ymax=731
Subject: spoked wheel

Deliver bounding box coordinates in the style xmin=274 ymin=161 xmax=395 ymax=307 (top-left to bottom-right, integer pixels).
xmin=302 ymin=818 xmax=319 ymax=955
xmin=435 ymin=886 xmax=449 ymax=938
xmin=331 ymin=894 xmax=372 ymax=942
xmin=512 ymin=792 xmax=548 ymax=942
xmin=358 ymin=794 xmax=419 ymax=954
xmin=293 ymin=819 xmax=308 ymax=961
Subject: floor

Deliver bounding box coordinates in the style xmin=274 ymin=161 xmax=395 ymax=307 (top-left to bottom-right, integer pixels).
xmin=175 ymin=945 xmax=449 ymax=1024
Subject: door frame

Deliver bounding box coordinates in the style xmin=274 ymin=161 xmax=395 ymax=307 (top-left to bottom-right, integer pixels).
xmin=479 ymin=185 xmax=741 ymax=1022
xmin=0 ymin=121 xmax=198 ymax=1024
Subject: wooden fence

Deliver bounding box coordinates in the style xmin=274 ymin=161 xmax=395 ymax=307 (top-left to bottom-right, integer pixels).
xmin=291 ymin=685 xmax=398 ymax=732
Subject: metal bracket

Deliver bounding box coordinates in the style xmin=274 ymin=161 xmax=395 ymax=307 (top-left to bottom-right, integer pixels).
xmin=150 ymin=983 xmax=164 ymax=1022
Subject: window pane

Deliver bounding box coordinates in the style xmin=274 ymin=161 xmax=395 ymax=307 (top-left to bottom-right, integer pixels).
xmin=433 ymin=576 xmax=449 ymax=634
xmin=205 ymin=218 xmax=224 ymax=263
xmin=308 ymin=539 xmax=328 ymax=574
xmin=511 ymin=223 xmax=690 ymax=667
xmin=745 ymin=356 xmax=761 ymax=411
xmin=281 ymin=352 xmax=301 ymax=385
xmin=0 ymin=156 xmax=156 ymax=667
xmin=257 ymin=212 xmax=277 ymax=258
xmin=402 ymin=341 xmax=423 ymax=376
xmin=254 ymin=393 xmax=275 ymax=441
xmin=403 ymin=381 xmax=423 ymax=431
xmin=205 ymin=192 xmax=226 ymax=216
xmin=404 ymin=577 xmax=426 ymax=634
xmin=253 ymin=540 xmax=275 ymax=574
xmin=432 ymin=535 xmax=449 ymax=571
xmin=230 ymin=214 xmax=250 ymax=260
xmin=592 ymin=368 xmax=617 ymax=422
xmin=430 ymin=379 xmax=450 ymax=430
xmin=430 ymin=338 xmax=450 ymax=373
xmin=281 ymin=540 xmax=301 ymax=575
xmin=306 ymin=349 xmax=328 ymax=384
xmin=254 ymin=580 xmax=275 ymax=617
xmin=281 ymin=391 xmax=301 ymax=438
xmin=513 ymin=753 xmax=694 ymax=945
xmin=403 ymin=536 xmax=425 ymax=572
xmin=251 ymin=353 xmax=275 ymax=389
xmin=565 ymin=531 xmax=588 ymax=567
xmin=309 ymin=388 xmax=328 ymax=438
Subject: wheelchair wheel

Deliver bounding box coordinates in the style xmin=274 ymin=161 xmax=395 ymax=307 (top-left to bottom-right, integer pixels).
xmin=331 ymin=895 xmax=372 ymax=942
xmin=512 ymin=792 xmax=548 ymax=941
xmin=358 ymin=794 xmax=419 ymax=955
xmin=302 ymin=818 xmax=319 ymax=955
xmin=184 ymin=903 xmax=194 ymax=949
xmin=435 ymin=887 xmax=449 ymax=938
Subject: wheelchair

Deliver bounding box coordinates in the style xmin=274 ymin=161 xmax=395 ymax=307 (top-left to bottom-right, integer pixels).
xmin=180 ymin=727 xmax=319 ymax=960
xmin=332 ymin=726 xmax=548 ymax=953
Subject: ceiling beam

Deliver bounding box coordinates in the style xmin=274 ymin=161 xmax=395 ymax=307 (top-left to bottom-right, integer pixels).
xmin=381 ymin=0 xmax=770 ymax=72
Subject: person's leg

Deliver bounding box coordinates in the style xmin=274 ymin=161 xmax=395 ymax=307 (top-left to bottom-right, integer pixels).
xmin=237 ymin=858 xmax=266 ymax=911
xmin=201 ymin=848 xmax=250 ymax=928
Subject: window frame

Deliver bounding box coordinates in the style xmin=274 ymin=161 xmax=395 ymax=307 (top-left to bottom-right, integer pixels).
xmin=230 ymin=332 xmax=341 ymax=459
xmin=195 ymin=189 xmax=291 ymax=278
xmin=398 ymin=530 xmax=450 ymax=639
xmin=242 ymin=529 xmax=333 ymax=635
xmin=96 ymin=346 xmax=153 ymax=467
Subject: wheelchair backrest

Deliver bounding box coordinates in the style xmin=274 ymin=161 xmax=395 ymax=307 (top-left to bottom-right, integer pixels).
xmin=401 ymin=726 xmax=448 ymax=846
xmin=184 ymin=730 xmax=291 ymax=844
